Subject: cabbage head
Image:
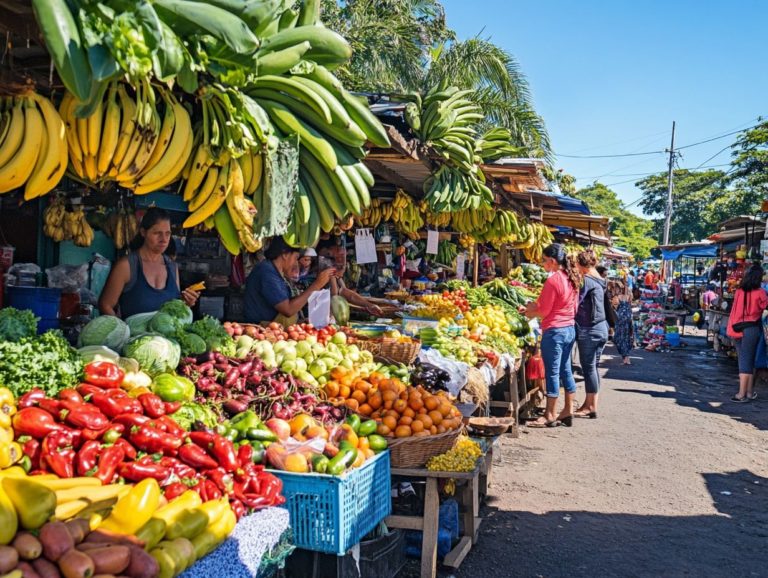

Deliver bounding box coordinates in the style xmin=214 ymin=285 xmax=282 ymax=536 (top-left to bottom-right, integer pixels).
xmin=148 ymin=312 xmax=183 ymax=338
xmin=78 ymin=316 xmax=130 ymax=350
xmin=122 ymin=334 xmax=181 ymax=376
xmin=125 ymin=312 xmax=158 ymax=336
xmin=159 ymin=299 xmax=193 ymax=326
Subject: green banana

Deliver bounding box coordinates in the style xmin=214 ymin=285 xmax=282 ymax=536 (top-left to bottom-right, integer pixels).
xmin=214 ymin=205 xmax=242 ymax=255
xmin=32 ymin=0 xmax=92 ymax=102
xmin=299 ymin=149 xmax=347 ymax=219
xmin=278 ymin=8 xmax=299 ymax=31
xmin=297 ymin=0 xmax=321 ymax=26
xmin=253 ymin=75 xmax=332 ymax=122
xmin=255 ymin=42 xmax=311 ymax=76
xmin=259 ymin=26 xmax=352 ymax=68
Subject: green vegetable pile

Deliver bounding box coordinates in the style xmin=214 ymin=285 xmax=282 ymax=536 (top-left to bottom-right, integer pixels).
xmin=0 ymin=331 xmax=83 ymax=397
xmin=0 ymin=307 xmax=39 ymax=342
xmin=188 ymin=316 xmax=236 ymax=357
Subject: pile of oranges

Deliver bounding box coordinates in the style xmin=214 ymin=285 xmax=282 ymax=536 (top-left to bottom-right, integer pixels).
xmin=324 ymin=368 xmax=463 ymax=438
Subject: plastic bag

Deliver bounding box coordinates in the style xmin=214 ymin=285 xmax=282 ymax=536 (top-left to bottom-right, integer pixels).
xmin=417 ymin=348 xmax=469 ymax=397
xmin=46 ymin=263 xmax=88 ymax=292
xmin=6 ymin=263 xmax=40 ymax=286
xmin=90 ymin=254 xmax=112 ymax=298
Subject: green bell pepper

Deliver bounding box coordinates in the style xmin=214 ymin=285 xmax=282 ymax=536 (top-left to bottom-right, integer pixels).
xmin=229 ymin=410 xmax=262 ymax=439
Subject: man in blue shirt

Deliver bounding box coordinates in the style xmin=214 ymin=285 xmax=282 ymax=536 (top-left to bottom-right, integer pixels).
xmin=244 ymin=238 xmax=335 ymax=325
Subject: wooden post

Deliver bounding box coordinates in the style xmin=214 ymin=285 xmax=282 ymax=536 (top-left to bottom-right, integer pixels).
xmin=473 ymin=243 xmax=480 ymax=287
xmin=500 ymin=245 xmax=510 ymax=276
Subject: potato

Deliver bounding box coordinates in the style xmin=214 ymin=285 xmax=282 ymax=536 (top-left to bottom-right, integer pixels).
xmin=32 ymin=557 xmax=62 ymax=578
xmin=17 ymin=560 xmax=43 ymax=578
xmin=0 ymin=545 xmax=19 ymax=573
xmin=13 ymin=532 xmax=43 ymax=560
xmin=40 ymin=522 xmax=75 ymax=562
xmin=124 ymin=546 xmax=159 ymax=578
xmin=57 ymin=549 xmax=95 ymax=578
xmin=88 ymin=546 xmax=130 ymax=575
xmin=64 ymin=520 xmax=90 ymax=545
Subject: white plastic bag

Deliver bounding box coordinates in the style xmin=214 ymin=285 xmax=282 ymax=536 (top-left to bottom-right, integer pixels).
xmin=308 ymin=289 xmax=331 ymax=328
xmin=418 ymin=348 xmax=469 ymax=397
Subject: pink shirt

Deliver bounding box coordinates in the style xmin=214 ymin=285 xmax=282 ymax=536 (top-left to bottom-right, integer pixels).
xmin=727 ymin=288 xmax=768 ymax=338
xmin=536 ymin=270 xmax=578 ymax=331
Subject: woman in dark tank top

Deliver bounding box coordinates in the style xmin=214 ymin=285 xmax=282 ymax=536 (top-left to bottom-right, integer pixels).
xmin=98 ymin=208 xmax=199 ymax=318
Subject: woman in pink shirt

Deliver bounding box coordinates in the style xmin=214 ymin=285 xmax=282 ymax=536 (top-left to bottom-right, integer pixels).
xmin=525 ymin=244 xmax=581 ymax=427
xmin=726 ymin=263 xmax=768 ymax=402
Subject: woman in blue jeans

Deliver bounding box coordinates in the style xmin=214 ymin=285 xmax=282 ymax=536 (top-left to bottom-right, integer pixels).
xmin=574 ymin=250 xmax=609 ymax=419
xmin=525 ymin=244 xmax=581 ymax=428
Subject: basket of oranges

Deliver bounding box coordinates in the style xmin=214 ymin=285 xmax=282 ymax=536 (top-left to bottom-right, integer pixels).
xmin=324 ymin=368 xmax=464 ymax=468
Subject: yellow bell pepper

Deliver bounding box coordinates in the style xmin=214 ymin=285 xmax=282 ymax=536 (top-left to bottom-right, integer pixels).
xmin=0 ymin=443 xmax=21 ymax=469
xmin=0 ymin=466 xmax=26 ymax=479
xmin=0 ymin=427 xmax=13 ymax=446
xmin=1 ymin=476 xmax=56 ymax=530
xmin=197 ymin=497 xmax=231 ymax=525
xmin=0 ymin=481 xmax=18 ymax=544
xmin=190 ymin=506 xmax=236 ymax=559
xmin=98 ymin=478 xmax=160 ymax=535
xmin=152 ymin=490 xmax=202 ymax=527
xmin=0 ymin=388 xmax=15 ymax=412
xmin=0 ymin=413 xmax=10 ymax=430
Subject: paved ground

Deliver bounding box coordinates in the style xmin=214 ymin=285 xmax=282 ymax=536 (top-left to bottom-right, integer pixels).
xmin=403 ymin=333 xmax=768 ymax=578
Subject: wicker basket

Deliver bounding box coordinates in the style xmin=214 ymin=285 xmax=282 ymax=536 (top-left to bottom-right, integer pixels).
xmin=357 ymin=339 xmax=383 ymax=357
xmin=387 ymin=427 xmax=461 ymax=469
xmin=379 ymin=338 xmax=421 ymax=365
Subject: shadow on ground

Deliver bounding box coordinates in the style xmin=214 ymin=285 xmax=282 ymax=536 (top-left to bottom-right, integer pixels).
xmin=603 ymin=335 xmax=768 ymax=432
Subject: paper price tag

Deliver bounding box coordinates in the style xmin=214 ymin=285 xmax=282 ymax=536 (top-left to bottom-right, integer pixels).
xmin=456 ymin=253 xmax=466 ymax=279
xmin=426 ymin=230 xmax=439 ymax=255
xmin=354 ymin=229 xmax=377 ymax=264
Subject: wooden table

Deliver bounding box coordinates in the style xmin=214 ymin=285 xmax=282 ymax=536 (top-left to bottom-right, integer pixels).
xmin=386 ymin=464 xmax=482 ymax=578
xmin=489 ymin=354 xmax=539 ymax=432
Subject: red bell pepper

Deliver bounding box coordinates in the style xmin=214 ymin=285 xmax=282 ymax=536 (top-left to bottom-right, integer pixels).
xmin=118 ymin=461 xmax=169 ymax=483
xmin=18 ymin=389 xmax=46 ymax=409
xmin=211 ymin=435 xmax=239 ymax=472
xmin=13 ymin=408 xmax=64 ymax=439
xmin=84 ymin=361 xmax=125 ymax=388
xmin=38 ymin=398 xmax=63 ymax=416
xmin=237 ymin=444 xmax=254 ymax=469
xmin=163 ymin=401 xmax=182 ymax=415
xmin=192 ymin=480 xmax=208 ymax=501
xmin=57 ymin=389 xmax=84 ymax=404
xmin=164 ymin=482 xmax=188 ymax=501
xmin=187 ymin=431 xmax=215 ymax=448
xmin=75 ymin=440 xmax=102 ymax=477
xmin=158 ymin=457 xmax=197 ymax=481
xmin=112 ymin=437 xmax=137 ymax=461
xmin=138 ymin=394 xmax=166 ymax=418
xmin=129 ymin=424 xmax=182 ymax=455
xmin=112 ymin=413 xmax=150 ymax=429
xmin=178 ymin=444 xmax=218 ymax=470
xmin=95 ymin=445 xmax=125 ymax=485
xmin=60 ymin=402 xmax=109 ymax=431
xmin=80 ymin=427 xmax=109 ymax=442
xmin=229 ymin=498 xmax=246 ymax=520
xmin=155 ymin=416 xmax=185 ymax=437
xmin=258 ymin=470 xmax=284 ymax=506
xmin=90 ymin=390 xmax=140 ymax=419
xmin=42 ymin=430 xmax=76 ymax=478
xmin=21 ymin=438 xmax=41 ymax=471
xmin=206 ymin=468 xmax=234 ymax=494
xmin=76 ymin=383 xmax=104 ymax=398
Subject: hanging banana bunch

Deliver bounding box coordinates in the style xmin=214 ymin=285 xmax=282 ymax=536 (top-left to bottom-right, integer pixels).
xmin=102 ymin=206 xmax=139 ymax=250
xmin=43 ymin=197 xmax=67 ymax=243
xmin=475 ymin=127 xmax=524 ymax=162
xmin=0 ymin=91 xmax=68 ymax=199
xmin=390 ymin=190 xmax=423 ymax=239
xmin=357 ymin=198 xmax=386 ymax=228
xmin=420 ymin=201 xmax=451 ymax=228
xmin=44 ymin=199 xmax=93 ymax=247
xmin=451 ymin=207 xmax=495 ymax=234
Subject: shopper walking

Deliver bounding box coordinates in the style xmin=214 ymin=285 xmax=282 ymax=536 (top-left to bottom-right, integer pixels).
xmin=610 ymin=280 xmax=634 ymax=365
xmin=524 ymin=244 xmax=580 ymax=428
xmin=726 ymin=263 xmax=768 ymax=402
xmin=574 ymin=250 xmax=609 ymax=419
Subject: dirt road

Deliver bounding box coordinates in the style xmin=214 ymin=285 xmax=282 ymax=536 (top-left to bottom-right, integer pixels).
xmin=448 ymin=336 xmax=768 ymax=578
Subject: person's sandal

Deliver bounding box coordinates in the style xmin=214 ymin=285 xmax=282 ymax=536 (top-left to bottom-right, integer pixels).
xmin=528 ymin=419 xmax=561 ymax=428
xmin=731 ymin=395 xmax=750 ymax=403
xmin=749 ymin=392 xmax=758 ymax=400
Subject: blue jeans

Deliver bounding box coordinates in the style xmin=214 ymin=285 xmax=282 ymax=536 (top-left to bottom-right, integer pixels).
xmin=577 ymin=321 xmax=609 ymax=394
xmin=541 ymin=326 xmax=577 ymax=398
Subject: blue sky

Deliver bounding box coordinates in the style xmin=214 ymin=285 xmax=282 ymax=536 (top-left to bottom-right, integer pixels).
xmin=441 ymin=0 xmax=768 ymax=216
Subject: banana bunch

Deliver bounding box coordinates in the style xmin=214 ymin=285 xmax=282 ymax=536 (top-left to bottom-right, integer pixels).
xmin=436 ymin=242 xmax=458 ymax=267
xmin=44 ymin=200 xmax=94 ymax=247
xmin=451 ymin=207 xmax=495 ymax=233
xmin=0 ymin=92 xmax=68 ymax=199
xmin=476 ymin=210 xmax=521 ymax=247
xmin=516 ymin=221 xmax=554 ymax=262
xmin=390 ymin=190 xmax=423 ymax=239
xmin=475 ymin=127 xmax=524 ymax=162
xmin=423 ymin=165 xmax=494 ymax=212
xmin=102 ymin=207 xmax=139 ymax=250
xmin=60 ymin=81 xmax=193 ymax=193
xmin=458 ymin=234 xmax=475 ymax=249
xmin=356 ymin=198 xmax=393 ymax=228
xmin=420 ymin=201 xmax=452 ymax=228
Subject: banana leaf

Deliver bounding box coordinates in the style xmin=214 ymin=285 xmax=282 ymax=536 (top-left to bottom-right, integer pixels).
xmin=252 ymin=135 xmax=299 ymax=238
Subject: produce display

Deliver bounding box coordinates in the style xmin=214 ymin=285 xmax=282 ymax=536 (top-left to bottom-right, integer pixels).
xmin=43 ymin=199 xmax=95 ymax=247
xmin=426 ymin=437 xmax=483 ymax=472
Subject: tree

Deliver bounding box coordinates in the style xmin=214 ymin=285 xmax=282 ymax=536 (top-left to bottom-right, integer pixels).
xmin=728 ymin=119 xmax=768 ymax=202
xmin=576 ymin=182 xmax=657 ymax=259
xmin=321 ymin=1 xmax=551 ymax=159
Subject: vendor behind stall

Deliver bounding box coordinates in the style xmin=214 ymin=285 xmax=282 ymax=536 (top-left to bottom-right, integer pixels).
xmin=244 ymin=238 xmax=335 ymax=326
xmin=98 ymin=208 xmax=199 ymax=318
xmin=317 ymin=238 xmax=383 ymax=316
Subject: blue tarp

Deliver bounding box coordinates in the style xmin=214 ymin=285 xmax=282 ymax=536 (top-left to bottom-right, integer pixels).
xmin=660 ymin=244 xmax=718 ymax=260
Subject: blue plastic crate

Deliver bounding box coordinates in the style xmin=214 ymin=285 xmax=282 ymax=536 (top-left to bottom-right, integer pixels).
xmin=273 ymin=450 xmax=391 ymax=554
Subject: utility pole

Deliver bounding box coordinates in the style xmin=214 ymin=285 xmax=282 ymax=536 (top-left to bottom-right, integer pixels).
xmin=662 ymin=121 xmax=676 ymax=245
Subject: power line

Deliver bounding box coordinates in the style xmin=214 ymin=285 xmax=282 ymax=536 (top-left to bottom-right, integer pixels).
xmin=693 ymin=144 xmax=733 ymax=170
xmin=557 ymin=150 xmax=664 ymax=159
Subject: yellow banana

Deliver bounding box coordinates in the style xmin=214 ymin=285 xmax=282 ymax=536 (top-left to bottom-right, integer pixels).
xmin=187 ymin=166 xmax=219 ymax=212
xmin=58 ymin=92 xmax=84 ymax=165
xmin=184 ymin=162 xmax=230 ymax=228
xmin=183 ymin=144 xmax=213 ymax=201
xmin=248 ymin=150 xmax=263 ymax=195
xmin=24 ymin=93 xmax=68 ymax=200
xmin=137 ymin=92 xmax=177 ymax=179
xmin=97 ymin=84 xmax=121 ymax=177
xmin=0 ymin=98 xmax=24 ymax=168
xmin=111 ymin=85 xmax=137 ymax=171
xmin=86 ymin=91 xmax=103 ymax=157
xmin=83 ymin=155 xmax=98 ymax=182
xmin=133 ymin=105 xmax=193 ymax=195
xmin=238 ymin=152 xmax=252 ymax=196
xmin=0 ymin=98 xmax=43 ymax=194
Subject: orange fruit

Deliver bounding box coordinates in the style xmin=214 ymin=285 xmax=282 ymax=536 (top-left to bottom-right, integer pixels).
xmin=418 ymin=407 xmax=428 ymax=415
xmin=428 ymin=410 xmax=443 ymax=425
xmin=436 ymin=425 xmax=446 ymax=434
xmin=354 ymin=380 xmax=371 ymax=394
xmin=430 ymin=426 xmax=437 ymax=434
xmin=305 ymin=425 xmax=329 ymax=440
xmin=290 ymin=414 xmax=318 ymax=436
xmin=377 ymin=424 xmax=391 ymax=436
xmin=414 ymin=431 xmax=430 ymax=437
xmin=409 ymin=398 xmax=423 ymax=412
xmin=382 ymin=390 xmax=398 ymax=402
xmin=351 ymin=390 xmax=367 ymax=404
xmin=410 ymin=420 xmax=425 ymax=433
xmin=339 ymin=385 xmax=351 ymax=399
xmin=395 ymin=425 xmax=412 ymax=438
xmin=398 ymin=416 xmax=413 ymax=426
xmin=358 ymin=403 xmax=373 ymax=416
xmin=284 ymin=453 xmax=309 ymax=473
xmin=439 ymin=402 xmax=452 ymax=417
xmin=403 ymin=407 xmax=416 ymax=419
xmin=393 ymin=399 xmax=408 ymax=413
xmin=417 ymin=414 xmax=433 ymax=429
xmin=325 ymin=382 xmax=340 ymax=397
xmin=382 ymin=415 xmax=398 ymax=431
xmin=344 ymin=399 xmax=359 ymax=411
xmin=386 ymin=409 xmax=400 ymax=419
xmin=358 ymin=437 xmax=370 ymax=451
xmin=425 ymin=396 xmax=439 ymax=411
xmin=368 ymin=393 xmax=383 ymax=410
